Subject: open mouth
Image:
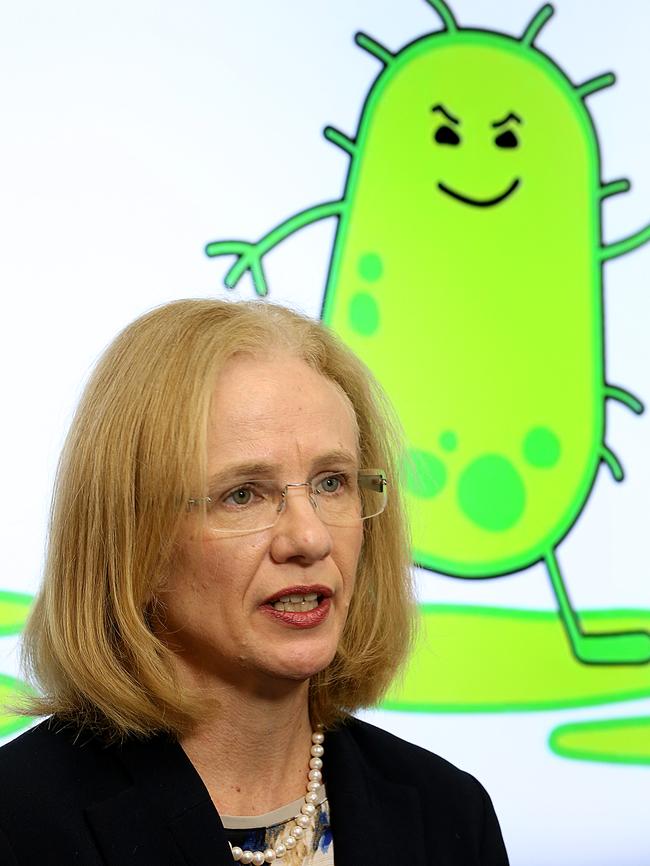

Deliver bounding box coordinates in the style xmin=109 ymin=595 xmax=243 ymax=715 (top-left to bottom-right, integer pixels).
xmin=261 ymin=586 xmax=332 ymax=629
xmin=438 ymin=177 xmax=520 ymax=207
xmin=269 ymin=592 xmax=323 ymax=612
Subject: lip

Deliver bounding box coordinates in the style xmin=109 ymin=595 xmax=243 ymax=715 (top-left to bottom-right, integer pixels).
xmin=261 ymin=597 xmax=332 ymax=630
xmin=262 ymin=584 xmax=333 ymax=605
xmin=438 ymin=177 xmax=521 ymax=207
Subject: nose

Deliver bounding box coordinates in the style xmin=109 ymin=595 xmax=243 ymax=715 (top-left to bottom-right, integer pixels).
xmin=269 ymin=484 xmax=333 ymax=564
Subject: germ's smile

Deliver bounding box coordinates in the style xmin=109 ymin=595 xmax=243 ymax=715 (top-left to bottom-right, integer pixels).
xmin=438 ymin=178 xmax=521 ymax=207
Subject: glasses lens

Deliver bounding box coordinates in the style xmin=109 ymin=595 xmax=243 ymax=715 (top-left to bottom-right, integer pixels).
xmin=316 ymin=471 xmax=387 ymax=527
xmin=195 ymin=472 xmax=387 ymax=535
xmin=204 ymin=481 xmax=280 ymax=534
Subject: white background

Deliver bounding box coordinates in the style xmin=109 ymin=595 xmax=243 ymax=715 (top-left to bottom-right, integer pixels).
xmin=1 ymin=2 xmax=649 ymax=863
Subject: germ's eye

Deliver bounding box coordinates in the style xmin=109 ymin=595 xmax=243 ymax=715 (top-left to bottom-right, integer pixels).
xmin=495 ymin=129 xmax=519 ymax=149
xmin=434 ymin=125 xmax=461 ymax=146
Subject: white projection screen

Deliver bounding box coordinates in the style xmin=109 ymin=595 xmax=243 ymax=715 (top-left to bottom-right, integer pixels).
xmin=1 ymin=2 xmax=649 ymax=863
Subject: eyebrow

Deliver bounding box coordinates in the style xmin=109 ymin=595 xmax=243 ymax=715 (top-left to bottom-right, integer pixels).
xmin=492 ymin=112 xmax=523 ymax=128
xmin=431 ymin=104 xmax=460 ymax=125
xmin=208 ymin=450 xmax=360 ymax=487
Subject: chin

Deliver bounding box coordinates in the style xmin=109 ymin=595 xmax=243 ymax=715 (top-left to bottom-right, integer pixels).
xmin=266 ymin=643 xmax=338 ymax=683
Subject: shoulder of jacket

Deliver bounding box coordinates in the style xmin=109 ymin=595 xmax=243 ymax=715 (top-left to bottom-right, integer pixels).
xmin=0 ymin=718 xmax=124 ymax=814
xmin=0 ymin=717 xmax=97 ymax=765
xmin=336 ymin=716 xmax=487 ymax=800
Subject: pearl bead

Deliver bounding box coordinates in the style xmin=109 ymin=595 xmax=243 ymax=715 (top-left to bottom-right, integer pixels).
xmin=230 ymin=726 xmax=325 ymax=863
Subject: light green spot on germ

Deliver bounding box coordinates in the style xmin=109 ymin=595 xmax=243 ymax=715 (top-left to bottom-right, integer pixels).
xmin=406 ymin=449 xmax=447 ymax=499
xmin=349 ymin=292 xmax=380 ymax=336
xmin=358 ymin=252 xmax=383 ymax=282
xmin=458 ymin=454 xmax=526 ymax=532
xmin=439 ymin=430 xmax=458 ymax=452
xmin=523 ymin=427 xmax=561 ymax=468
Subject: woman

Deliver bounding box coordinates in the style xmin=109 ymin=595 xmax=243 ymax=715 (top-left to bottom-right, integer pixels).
xmin=0 ymin=299 xmax=509 ymax=865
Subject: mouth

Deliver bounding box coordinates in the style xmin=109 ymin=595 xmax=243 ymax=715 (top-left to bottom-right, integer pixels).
xmin=260 ymin=584 xmax=333 ymax=629
xmin=438 ymin=177 xmax=520 ymax=207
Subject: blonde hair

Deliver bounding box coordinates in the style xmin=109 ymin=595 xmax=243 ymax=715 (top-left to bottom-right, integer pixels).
xmin=21 ymin=299 xmax=415 ymax=737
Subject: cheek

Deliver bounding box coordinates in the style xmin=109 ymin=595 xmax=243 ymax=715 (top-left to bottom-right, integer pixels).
xmin=339 ymin=527 xmax=364 ymax=585
xmin=167 ymin=536 xmax=266 ymax=606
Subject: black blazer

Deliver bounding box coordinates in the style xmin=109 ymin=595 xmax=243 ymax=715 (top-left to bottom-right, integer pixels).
xmin=0 ymin=717 xmax=508 ymax=865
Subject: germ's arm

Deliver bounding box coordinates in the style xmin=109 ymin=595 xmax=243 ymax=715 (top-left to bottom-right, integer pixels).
xmin=205 ymin=200 xmax=345 ymax=296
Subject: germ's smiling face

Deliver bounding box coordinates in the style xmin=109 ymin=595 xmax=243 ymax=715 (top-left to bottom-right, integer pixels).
xmin=354 ymin=36 xmax=585 ymax=218
xmin=159 ymin=354 xmax=364 ymax=692
xmin=431 ymin=102 xmax=523 ymax=207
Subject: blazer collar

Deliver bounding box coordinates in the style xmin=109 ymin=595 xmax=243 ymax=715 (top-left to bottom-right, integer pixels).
xmin=85 ymin=733 xmax=233 ymax=866
xmin=84 ymin=720 xmax=426 ymax=866
xmin=325 ymin=721 xmax=427 ymax=866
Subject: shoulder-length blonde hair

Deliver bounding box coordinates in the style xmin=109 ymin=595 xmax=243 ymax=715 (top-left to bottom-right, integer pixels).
xmin=21 ymin=299 xmax=415 ymax=738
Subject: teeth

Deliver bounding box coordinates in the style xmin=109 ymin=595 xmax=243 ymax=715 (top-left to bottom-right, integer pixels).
xmin=272 ymin=600 xmax=319 ymax=612
xmin=277 ymin=592 xmax=321 ymax=604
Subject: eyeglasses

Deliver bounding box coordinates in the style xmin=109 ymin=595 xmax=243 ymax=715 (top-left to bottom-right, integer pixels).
xmin=188 ymin=470 xmax=387 ymax=537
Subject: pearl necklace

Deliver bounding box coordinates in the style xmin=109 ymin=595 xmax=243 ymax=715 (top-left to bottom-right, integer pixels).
xmin=229 ymin=726 xmax=325 ymax=864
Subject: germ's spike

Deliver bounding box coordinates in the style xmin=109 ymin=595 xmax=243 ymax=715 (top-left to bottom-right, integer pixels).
xmin=600 ymin=222 xmax=650 ymax=261
xmin=576 ymin=72 xmax=616 ymax=99
xmin=601 ymin=446 xmax=624 ymax=482
xmin=604 ymin=384 xmax=644 ymax=415
xmin=424 ymin=0 xmax=458 ymax=32
xmin=600 ymin=179 xmax=631 ymax=200
xmin=323 ymin=126 xmax=356 ymax=157
xmin=521 ymin=4 xmax=554 ymax=47
xmin=354 ymin=32 xmax=394 ymax=67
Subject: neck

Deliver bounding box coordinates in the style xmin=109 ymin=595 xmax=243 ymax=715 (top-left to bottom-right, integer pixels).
xmin=179 ymin=673 xmax=314 ymax=817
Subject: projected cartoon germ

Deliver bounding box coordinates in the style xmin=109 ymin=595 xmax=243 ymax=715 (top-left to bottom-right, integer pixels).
xmin=206 ymin=0 xmax=650 ymax=677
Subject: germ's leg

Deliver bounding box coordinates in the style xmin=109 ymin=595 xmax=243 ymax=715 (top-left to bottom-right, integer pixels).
xmin=545 ymin=549 xmax=650 ymax=664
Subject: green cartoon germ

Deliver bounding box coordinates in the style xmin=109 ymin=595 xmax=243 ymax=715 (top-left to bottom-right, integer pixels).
xmin=206 ymin=1 xmax=650 ymax=666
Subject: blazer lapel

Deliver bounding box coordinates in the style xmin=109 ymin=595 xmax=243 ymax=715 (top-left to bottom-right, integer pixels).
xmin=325 ymin=722 xmax=427 ymax=866
xmin=86 ymin=721 xmax=427 ymax=866
xmin=85 ymin=734 xmax=233 ymax=866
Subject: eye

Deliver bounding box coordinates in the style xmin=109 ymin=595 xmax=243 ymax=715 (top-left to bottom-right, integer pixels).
xmin=494 ymin=129 xmax=519 ymax=149
xmin=223 ymin=486 xmax=257 ymax=507
xmin=434 ymin=125 xmax=461 ymax=146
xmin=314 ymin=474 xmax=346 ymax=495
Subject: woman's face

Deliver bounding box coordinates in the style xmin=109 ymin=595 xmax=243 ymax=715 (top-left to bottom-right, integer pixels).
xmin=160 ymin=354 xmax=364 ymax=690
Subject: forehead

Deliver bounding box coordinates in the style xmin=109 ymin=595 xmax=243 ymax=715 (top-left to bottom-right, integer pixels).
xmin=207 ymin=354 xmax=359 ymax=472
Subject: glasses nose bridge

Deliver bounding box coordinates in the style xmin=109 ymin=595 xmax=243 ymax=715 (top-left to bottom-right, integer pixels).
xmin=278 ymin=481 xmax=318 ymax=516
